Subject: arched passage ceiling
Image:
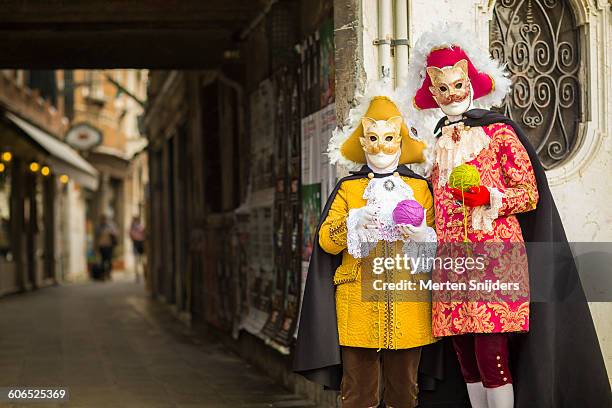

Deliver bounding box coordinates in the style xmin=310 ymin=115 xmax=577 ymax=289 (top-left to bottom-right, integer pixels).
xmin=0 ymin=0 xmax=269 ymax=68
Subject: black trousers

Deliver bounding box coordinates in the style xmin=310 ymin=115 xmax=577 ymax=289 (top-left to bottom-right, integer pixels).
xmin=99 ymin=246 xmax=114 ymax=279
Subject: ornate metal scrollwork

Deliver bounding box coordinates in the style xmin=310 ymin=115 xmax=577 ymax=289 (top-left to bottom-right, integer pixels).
xmin=490 ymin=0 xmax=582 ymax=169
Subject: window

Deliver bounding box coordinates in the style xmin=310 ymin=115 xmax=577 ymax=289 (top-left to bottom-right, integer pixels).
xmin=490 ymin=0 xmax=583 ymax=169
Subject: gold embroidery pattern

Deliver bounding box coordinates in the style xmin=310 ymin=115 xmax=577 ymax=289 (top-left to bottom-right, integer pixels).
xmin=493 ymin=125 xmax=539 ymax=216
xmin=491 ymin=244 xmax=530 ymax=301
xmin=453 ymin=302 xmax=496 ymax=333
xmin=333 ymin=261 xmax=361 ymax=285
xmin=329 ymin=218 xmax=348 ymax=247
xmin=488 ymin=302 xmax=530 ymax=332
xmin=432 ymin=302 xmax=454 ymax=336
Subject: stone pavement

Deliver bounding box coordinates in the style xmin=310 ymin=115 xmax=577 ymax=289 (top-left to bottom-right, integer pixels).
xmin=0 ymin=277 xmax=318 ymax=408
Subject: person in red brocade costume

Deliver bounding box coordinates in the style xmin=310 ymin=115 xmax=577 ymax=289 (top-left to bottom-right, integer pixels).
xmin=404 ymin=26 xmax=610 ymax=408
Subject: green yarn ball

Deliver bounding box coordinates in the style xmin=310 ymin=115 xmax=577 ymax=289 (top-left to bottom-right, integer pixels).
xmin=448 ymin=164 xmax=481 ymax=192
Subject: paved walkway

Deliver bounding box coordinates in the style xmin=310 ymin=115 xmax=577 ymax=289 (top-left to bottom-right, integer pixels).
xmin=0 ymin=278 xmax=316 ymax=408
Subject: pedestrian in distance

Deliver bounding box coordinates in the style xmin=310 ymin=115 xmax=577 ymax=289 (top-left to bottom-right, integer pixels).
xmin=96 ymin=214 xmax=118 ymax=281
xmin=129 ymin=215 xmax=145 ymax=283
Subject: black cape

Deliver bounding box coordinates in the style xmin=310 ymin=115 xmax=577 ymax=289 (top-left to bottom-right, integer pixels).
xmin=431 ymin=109 xmax=611 ymax=407
xmin=293 ymin=165 xmax=470 ymax=407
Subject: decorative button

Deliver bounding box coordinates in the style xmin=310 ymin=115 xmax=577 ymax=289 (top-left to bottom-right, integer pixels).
xmin=497 ymin=364 xmax=501 ymax=368
xmin=503 ymin=377 xmax=508 ymax=382
xmin=383 ymin=179 xmax=396 ymax=191
xmin=368 ymin=172 xmax=374 ymax=179
xmin=500 ymin=370 xmax=504 ymax=374
xmin=496 ymin=356 xmax=501 ymax=360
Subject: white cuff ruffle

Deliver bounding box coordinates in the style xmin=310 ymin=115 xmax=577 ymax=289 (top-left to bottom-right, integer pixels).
xmin=471 ymin=187 xmax=504 ymax=232
xmin=347 ymin=208 xmax=376 ymax=258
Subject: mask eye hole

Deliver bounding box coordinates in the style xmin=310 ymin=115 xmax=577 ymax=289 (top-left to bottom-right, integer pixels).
xmin=455 ymin=82 xmax=463 ymax=89
xmin=385 ymin=136 xmax=393 ymax=142
xmin=439 ymin=86 xmax=448 ymax=92
xmin=369 ymin=136 xmax=377 ymax=142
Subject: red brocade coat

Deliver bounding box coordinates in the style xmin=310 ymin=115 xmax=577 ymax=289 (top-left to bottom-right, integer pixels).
xmin=431 ymin=122 xmax=538 ymax=336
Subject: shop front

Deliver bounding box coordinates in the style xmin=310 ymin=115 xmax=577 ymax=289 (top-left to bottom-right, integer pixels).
xmin=0 ymin=111 xmax=98 ymax=296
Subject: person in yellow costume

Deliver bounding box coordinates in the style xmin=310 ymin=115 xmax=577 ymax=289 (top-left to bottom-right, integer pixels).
xmin=294 ymin=95 xmax=442 ymax=408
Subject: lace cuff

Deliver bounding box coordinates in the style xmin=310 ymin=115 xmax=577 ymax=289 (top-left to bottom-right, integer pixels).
xmin=472 ymin=187 xmax=504 ymax=233
xmin=347 ymin=209 xmax=376 ymax=258
xmin=402 ymin=227 xmax=437 ymax=274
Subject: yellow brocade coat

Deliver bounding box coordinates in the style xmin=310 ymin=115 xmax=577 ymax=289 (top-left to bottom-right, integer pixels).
xmin=318 ymin=176 xmax=437 ymax=349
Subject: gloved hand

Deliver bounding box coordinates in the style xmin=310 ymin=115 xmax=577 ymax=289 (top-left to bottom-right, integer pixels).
xmin=397 ymin=209 xmax=430 ymax=242
xmin=354 ymin=206 xmax=377 ymax=242
xmin=451 ymin=186 xmax=491 ymax=207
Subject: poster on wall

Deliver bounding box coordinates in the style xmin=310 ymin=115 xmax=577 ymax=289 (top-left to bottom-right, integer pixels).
xmin=300 ymin=112 xmax=320 ymax=185
xmin=249 ymin=79 xmax=276 ymax=191
xmin=319 ymin=17 xmax=335 ymax=107
xmin=319 ymin=103 xmax=336 ymax=204
xmin=232 ymin=210 xmax=251 ymax=339
xmin=236 ymin=189 xmax=276 ymax=337
xmin=248 ymin=80 xmax=277 ymax=304
xmin=301 ymin=105 xmax=336 ymax=203
xmin=301 ymin=183 xmax=321 ymax=262
xmin=269 ymin=70 xmax=304 ymax=350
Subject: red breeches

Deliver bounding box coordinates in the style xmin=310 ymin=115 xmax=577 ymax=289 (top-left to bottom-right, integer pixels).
xmin=451 ymin=333 xmax=512 ymax=388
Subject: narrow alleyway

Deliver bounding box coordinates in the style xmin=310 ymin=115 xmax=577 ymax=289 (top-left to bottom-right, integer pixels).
xmin=0 ymin=280 xmax=317 ymax=408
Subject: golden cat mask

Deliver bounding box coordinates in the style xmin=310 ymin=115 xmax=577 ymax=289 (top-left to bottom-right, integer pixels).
xmin=359 ymin=116 xmax=403 ymax=156
xmin=426 ymin=59 xmax=472 ymax=107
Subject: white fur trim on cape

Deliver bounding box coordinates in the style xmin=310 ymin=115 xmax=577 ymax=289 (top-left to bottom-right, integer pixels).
xmin=328 ymin=78 xmax=429 ymax=173
xmin=400 ymin=23 xmax=512 ymax=153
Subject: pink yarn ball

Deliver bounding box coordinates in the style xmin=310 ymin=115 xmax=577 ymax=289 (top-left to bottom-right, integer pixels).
xmin=393 ymin=200 xmax=424 ymax=226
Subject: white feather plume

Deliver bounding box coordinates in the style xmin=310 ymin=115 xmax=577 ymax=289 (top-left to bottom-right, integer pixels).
xmin=401 ymin=22 xmax=512 ymax=152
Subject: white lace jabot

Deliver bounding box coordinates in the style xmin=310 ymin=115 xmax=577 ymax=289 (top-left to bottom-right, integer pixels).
xmin=435 ymin=122 xmax=490 ymax=187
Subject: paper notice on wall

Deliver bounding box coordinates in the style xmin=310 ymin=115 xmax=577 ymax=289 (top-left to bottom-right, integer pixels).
xmin=301 ymin=183 xmax=321 ymax=262
xmin=301 ymin=104 xmax=337 ymax=193
xmin=250 ymin=79 xmax=276 ymax=190
xmin=237 ymin=185 xmax=275 ymax=339
xmin=300 ymin=113 xmax=321 ymax=185
xmin=250 ymin=79 xmax=276 ymax=155
xmin=319 ymin=103 xmax=336 ymax=204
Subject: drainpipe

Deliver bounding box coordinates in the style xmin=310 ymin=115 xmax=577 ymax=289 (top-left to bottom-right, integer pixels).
xmin=377 ymin=0 xmax=394 ymax=87
xmin=394 ymin=0 xmax=409 ymax=87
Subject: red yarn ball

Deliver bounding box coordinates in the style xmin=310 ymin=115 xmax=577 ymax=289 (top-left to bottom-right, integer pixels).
xmin=393 ymin=199 xmax=424 ymax=226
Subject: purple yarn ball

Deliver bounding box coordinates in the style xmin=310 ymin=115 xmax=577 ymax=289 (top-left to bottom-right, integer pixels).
xmin=393 ymin=199 xmax=424 ymax=226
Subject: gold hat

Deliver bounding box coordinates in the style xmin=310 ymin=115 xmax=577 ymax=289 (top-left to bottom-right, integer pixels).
xmin=340 ymin=96 xmax=426 ymax=165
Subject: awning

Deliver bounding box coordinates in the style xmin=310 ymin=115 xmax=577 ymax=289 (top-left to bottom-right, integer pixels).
xmin=5 ymin=112 xmax=99 ymax=190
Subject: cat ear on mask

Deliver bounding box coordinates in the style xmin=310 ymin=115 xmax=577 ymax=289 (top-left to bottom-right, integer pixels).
xmin=386 ymin=116 xmax=403 ymax=133
xmin=426 ymin=66 xmax=444 ymax=84
xmin=361 ymin=117 xmax=377 ymax=133
xmin=454 ymin=59 xmax=469 ymax=76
